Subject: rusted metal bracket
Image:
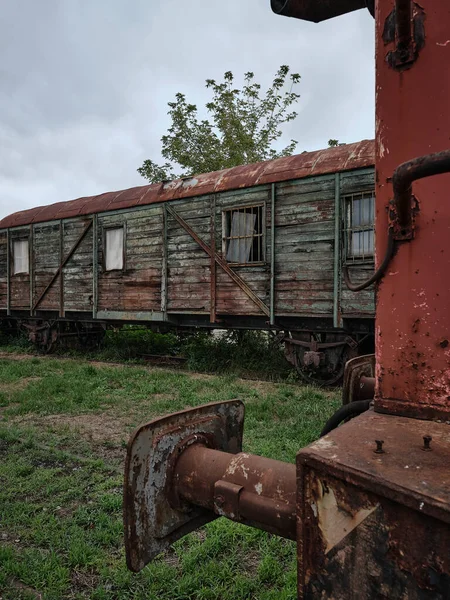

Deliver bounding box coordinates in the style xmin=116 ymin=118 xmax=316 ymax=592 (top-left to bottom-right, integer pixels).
xmin=32 ymin=219 xmax=93 ymax=312
xmin=124 ymin=400 xmax=245 ymax=572
xmin=383 ymin=1 xmax=425 ymax=71
xmin=166 ymin=205 xmax=270 ymax=317
xmin=214 ymin=480 xmax=243 ymax=520
xmin=392 ymin=149 xmax=450 ymax=238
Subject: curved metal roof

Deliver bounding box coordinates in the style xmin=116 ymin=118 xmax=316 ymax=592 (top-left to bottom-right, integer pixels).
xmin=0 ymin=139 xmax=374 ymax=229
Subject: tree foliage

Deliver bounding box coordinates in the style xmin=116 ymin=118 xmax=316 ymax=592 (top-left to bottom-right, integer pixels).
xmin=138 ymin=66 xmax=301 ymax=183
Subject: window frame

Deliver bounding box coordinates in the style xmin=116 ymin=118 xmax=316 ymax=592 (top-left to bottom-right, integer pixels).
xmin=343 ymin=191 xmax=375 ymax=264
xmin=102 ymin=224 xmax=126 ymax=273
xmin=11 ymin=237 xmax=30 ymax=276
xmin=221 ymin=203 xmax=266 ymax=266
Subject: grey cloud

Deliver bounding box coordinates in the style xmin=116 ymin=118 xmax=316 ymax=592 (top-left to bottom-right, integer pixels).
xmin=0 ymin=1 xmax=374 ymax=220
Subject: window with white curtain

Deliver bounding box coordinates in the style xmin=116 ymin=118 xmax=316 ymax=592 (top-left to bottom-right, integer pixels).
xmin=105 ymin=227 xmax=124 ymax=271
xmin=13 ymin=239 xmax=29 ymax=274
xmin=223 ymin=205 xmax=264 ymax=264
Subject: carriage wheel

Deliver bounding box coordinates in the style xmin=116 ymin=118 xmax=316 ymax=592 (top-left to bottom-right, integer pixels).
xmin=284 ymin=332 xmax=358 ymax=386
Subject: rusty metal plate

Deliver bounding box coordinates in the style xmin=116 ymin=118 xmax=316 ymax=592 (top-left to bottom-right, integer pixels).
xmin=123 ymin=400 xmax=244 ymax=572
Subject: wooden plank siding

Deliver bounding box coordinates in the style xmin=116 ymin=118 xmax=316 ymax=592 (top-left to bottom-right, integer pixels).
xmin=33 ymin=222 xmax=61 ymax=311
xmin=9 ymin=227 xmax=31 ymax=310
xmin=274 ymin=175 xmax=336 ymax=316
xmin=97 ymin=207 xmax=163 ymax=313
xmin=167 ymin=197 xmax=212 ymax=313
xmin=0 ymin=165 xmax=375 ymax=327
xmin=62 ymin=219 xmax=93 ymax=312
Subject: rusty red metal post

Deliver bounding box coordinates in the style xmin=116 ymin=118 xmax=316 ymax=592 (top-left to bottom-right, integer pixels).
xmin=375 ymin=1 xmax=450 ymax=420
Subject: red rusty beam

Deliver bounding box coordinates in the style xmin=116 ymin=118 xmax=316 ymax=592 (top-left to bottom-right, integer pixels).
xmin=375 ymin=1 xmax=450 ymax=420
xmin=171 ymin=444 xmax=297 ymax=540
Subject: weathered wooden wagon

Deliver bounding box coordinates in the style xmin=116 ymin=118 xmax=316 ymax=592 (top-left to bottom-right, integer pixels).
xmin=0 ymin=139 xmax=375 ymax=383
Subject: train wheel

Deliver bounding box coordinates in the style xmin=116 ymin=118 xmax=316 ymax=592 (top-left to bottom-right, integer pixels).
xmin=284 ymin=332 xmax=358 ymax=386
xmin=36 ymin=322 xmax=59 ymax=354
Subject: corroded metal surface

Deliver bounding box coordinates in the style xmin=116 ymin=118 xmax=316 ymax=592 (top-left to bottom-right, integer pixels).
xmin=123 ymin=400 xmax=244 ymax=572
xmin=298 ymin=411 xmax=450 ymax=525
xmin=375 ymin=1 xmax=450 ymax=420
xmin=0 ymin=140 xmax=374 ymax=228
xmin=172 ymin=444 xmax=296 ymax=539
xmin=297 ymin=411 xmax=450 ymax=599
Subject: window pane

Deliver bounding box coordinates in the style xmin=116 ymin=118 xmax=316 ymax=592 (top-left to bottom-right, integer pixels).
xmin=105 ymin=228 xmax=124 ymax=270
xmin=352 ymin=196 xmax=374 ymax=227
xmin=13 ymin=240 xmax=29 ymax=274
xmin=351 ymin=229 xmax=374 ymax=256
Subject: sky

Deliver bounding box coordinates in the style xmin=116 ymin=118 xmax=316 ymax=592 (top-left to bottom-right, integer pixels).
xmin=0 ymin=1 xmax=375 ymax=220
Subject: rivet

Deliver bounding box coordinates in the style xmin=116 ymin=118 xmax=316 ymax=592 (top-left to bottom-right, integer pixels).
xmin=422 ymin=435 xmax=432 ymax=451
xmin=374 ymin=440 xmax=385 ymax=454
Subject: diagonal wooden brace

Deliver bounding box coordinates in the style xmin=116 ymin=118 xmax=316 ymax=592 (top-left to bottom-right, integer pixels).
xmin=166 ymin=205 xmax=270 ymax=317
xmin=32 ymin=219 xmax=93 ymax=312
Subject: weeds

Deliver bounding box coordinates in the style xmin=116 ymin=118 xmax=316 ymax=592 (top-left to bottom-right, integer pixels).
xmin=0 ymin=326 xmax=295 ymax=381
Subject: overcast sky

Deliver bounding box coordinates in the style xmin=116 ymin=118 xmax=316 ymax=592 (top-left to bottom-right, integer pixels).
xmin=0 ymin=1 xmax=375 ymax=220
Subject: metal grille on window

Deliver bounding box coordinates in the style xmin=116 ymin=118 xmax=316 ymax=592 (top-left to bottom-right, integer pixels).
xmin=345 ymin=192 xmax=375 ymax=261
xmin=105 ymin=227 xmax=124 ymax=271
xmin=224 ymin=205 xmax=264 ymax=264
xmin=13 ymin=239 xmax=29 ymax=274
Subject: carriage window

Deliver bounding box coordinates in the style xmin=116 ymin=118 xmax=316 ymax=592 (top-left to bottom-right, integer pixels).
xmin=13 ymin=239 xmax=29 ymax=274
xmin=223 ymin=205 xmax=264 ymax=264
xmin=105 ymin=227 xmax=124 ymax=271
xmin=345 ymin=192 xmax=375 ymax=260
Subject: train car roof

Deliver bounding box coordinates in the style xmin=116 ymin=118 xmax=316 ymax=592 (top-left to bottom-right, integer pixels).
xmin=0 ymin=139 xmax=374 ymax=229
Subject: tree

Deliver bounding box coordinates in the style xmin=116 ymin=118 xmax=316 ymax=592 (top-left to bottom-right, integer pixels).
xmin=328 ymin=139 xmax=339 ymax=147
xmin=138 ymin=66 xmax=301 ymax=183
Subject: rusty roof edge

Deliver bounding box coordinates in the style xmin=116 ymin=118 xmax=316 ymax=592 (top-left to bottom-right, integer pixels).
xmin=0 ymin=140 xmax=374 ymax=229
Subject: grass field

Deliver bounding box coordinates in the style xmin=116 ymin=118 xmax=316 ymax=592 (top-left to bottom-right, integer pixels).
xmin=0 ymin=355 xmax=340 ymax=600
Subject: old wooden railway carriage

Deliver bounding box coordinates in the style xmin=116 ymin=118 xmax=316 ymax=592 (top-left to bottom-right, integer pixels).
xmin=0 ymin=139 xmax=375 ymax=383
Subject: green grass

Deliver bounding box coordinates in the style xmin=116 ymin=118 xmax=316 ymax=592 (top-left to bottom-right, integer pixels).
xmin=0 ymin=356 xmax=340 ymax=599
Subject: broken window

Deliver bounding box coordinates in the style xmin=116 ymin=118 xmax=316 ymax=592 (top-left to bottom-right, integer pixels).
xmin=105 ymin=227 xmax=124 ymax=271
xmin=223 ymin=205 xmax=264 ymax=264
xmin=345 ymin=192 xmax=375 ymax=260
xmin=13 ymin=239 xmax=29 ymax=275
